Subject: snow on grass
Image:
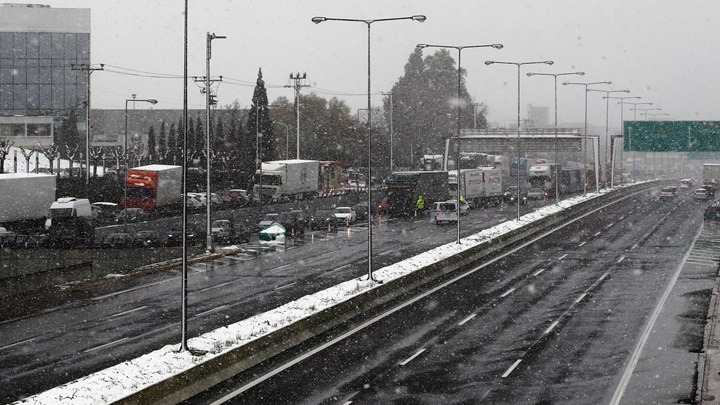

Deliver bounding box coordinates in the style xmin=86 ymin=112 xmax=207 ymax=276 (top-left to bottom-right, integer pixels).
xmin=14 ymin=185 xmax=635 ymax=405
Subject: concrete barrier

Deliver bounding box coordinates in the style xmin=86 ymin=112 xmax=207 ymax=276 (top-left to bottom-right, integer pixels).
xmin=113 ymin=181 xmax=665 ymax=405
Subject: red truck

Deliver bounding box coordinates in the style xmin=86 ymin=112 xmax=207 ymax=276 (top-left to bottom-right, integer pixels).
xmin=122 ymin=165 xmax=182 ymax=212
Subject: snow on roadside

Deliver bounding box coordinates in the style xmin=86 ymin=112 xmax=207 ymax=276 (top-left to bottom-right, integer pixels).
xmin=14 ymin=187 xmax=623 ymax=405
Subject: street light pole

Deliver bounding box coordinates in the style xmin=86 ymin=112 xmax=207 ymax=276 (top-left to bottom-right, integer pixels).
xmin=485 ymin=60 xmax=554 ymax=221
xmin=416 ymin=43 xmax=503 ymax=243
xmin=313 ymin=14 xmax=426 ymax=282
xmin=381 ymin=91 xmax=394 ymax=172
xmin=123 ymin=96 xmax=157 ymax=232
xmin=205 ymin=32 xmax=226 ymax=252
xmin=587 ymin=88 xmax=631 ymax=189
xmin=562 ymin=81 xmax=612 ymax=195
xmin=603 ymin=96 xmax=641 ymax=187
xmin=526 ymin=71 xmax=585 ymax=203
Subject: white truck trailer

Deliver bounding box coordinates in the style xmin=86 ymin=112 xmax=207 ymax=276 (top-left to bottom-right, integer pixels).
xmin=254 ymin=159 xmax=320 ymax=202
xmin=448 ymin=167 xmax=504 ymax=208
xmin=0 ymin=173 xmax=56 ymax=230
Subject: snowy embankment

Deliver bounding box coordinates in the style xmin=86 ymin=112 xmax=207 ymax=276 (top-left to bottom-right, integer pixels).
xmin=14 ymin=185 xmax=645 ymax=405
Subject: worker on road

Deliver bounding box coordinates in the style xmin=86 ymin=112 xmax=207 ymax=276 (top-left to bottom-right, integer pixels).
xmin=415 ymin=195 xmax=425 ymax=217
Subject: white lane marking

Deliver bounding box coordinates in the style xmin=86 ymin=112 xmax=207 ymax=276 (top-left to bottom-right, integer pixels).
xmin=599 ymin=272 xmax=609 ymax=282
xmin=606 ymin=222 xmax=615 ymax=228
xmin=91 ymin=278 xmax=177 ymax=301
xmin=194 ymin=305 xmax=230 ymax=318
xmin=378 ymin=250 xmax=395 ymax=256
xmin=533 ymin=268 xmax=545 ymax=276
xmin=458 ymin=314 xmax=476 ymax=326
xmin=109 ymin=306 xmax=148 ymax=318
xmin=575 ymin=293 xmax=587 ymax=304
xmin=0 ymin=336 xmax=39 ymax=351
xmin=274 ymin=282 xmax=297 ymax=291
xmin=336 ymin=264 xmax=351 ymax=271
xmin=631 ymin=243 xmax=639 ymax=250
xmin=84 ymin=337 xmax=129 ymax=353
xmin=500 ymin=288 xmax=516 ymax=298
xmin=558 ymin=254 xmax=568 ymax=260
xmin=617 ymin=256 xmax=625 ymax=263
xmin=399 ymin=348 xmax=426 ymax=366
xmin=685 ymin=260 xmax=718 ymax=267
xmin=609 ymin=223 xmax=702 ymax=405
xmin=543 ymin=320 xmax=560 ymax=335
xmin=343 ymin=402 xmax=353 ymax=405
xmin=195 ymin=281 xmax=234 ymax=293
xmin=619 ymin=216 xmax=625 ymax=220
xmin=501 ymin=359 xmax=522 ymax=378
xmin=273 ymin=264 xmax=291 ymax=271
xmin=594 ymin=231 xmax=602 ymax=236
xmin=578 ymin=241 xmax=586 ymax=247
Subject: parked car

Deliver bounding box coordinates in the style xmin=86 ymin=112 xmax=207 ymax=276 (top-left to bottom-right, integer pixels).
xmin=228 ymin=189 xmax=251 ymax=205
xmin=132 ymin=230 xmax=160 ymax=247
xmin=102 ymin=232 xmax=133 ymax=248
xmin=309 ymin=210 xmax=339 ymax=231
xmin=211 ymin=219 xmax=251 ymax=245
xmin=275 ymin=210 xmax=308 ymax=236
xmin=447 ymin=199 xmax=470 ymax=215
xmin=351 ymin=203 xmax=370 ymax=221
xmin=217 ymin=191 xmax=245 ymax=207
xmin=504 ymin=186 xmax=528 ymax=205
xmin=91 ymin=202 xmax=120 ymax=221
xmin=694 ymin=188 xmax=711 ymax=201
xmin=334 ymin=206 xmax=357 ymax=225
xmin=527 ymin=187 xmax=546 ymax=200
xmin=433 ymin=201 xmax=458 ymax=225
xmin=659 ymin=186 xmax=678 ymax=199
xmin=115 ymin=208 xmax=148 ymax=223
xmin=166 ymin=222 xmax=205 ymax=246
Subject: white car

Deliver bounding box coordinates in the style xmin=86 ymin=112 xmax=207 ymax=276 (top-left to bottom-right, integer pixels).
xmin=334 ymin=207 xmax=357 ymax=225
xmin=433 ymin=201 xmax=458 ymax=224
xmin=446 ymin=199 xmax=469 ymax=215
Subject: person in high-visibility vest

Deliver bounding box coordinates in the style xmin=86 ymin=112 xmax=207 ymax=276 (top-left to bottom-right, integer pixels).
xmin=415 ymin=195 xmax=425 ymax=217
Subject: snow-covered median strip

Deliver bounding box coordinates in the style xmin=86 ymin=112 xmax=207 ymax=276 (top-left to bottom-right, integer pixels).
xmin=15 ymin=189 xmax=621 ymax=405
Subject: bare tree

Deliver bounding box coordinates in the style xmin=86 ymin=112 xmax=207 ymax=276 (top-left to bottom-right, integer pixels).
xmin=0 ymin=138 xmax=14 ymax=173
xmin=89 ymin=146 xmax=105 ymax=177
xmin=18 ymin=146 xmax=36 ymax=173
xmin=37 ymin=143 xmax=60 ymax=174
xmin=65 ymin=145 xmax=80 ymax=176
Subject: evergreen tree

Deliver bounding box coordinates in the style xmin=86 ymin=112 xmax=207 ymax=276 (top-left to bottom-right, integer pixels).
xmin=187 ymin=116 xmax=195 ymax=160
xmin=214 ymin=118 xmax=225 ymax=151
xmin=246 ymin=68 xmax=277 ymax=166
xmin=158 ymin=120 xmax=167 ymax=161
xmin=147 ymin=125 xmax=157 ymax=161
xmin=168 ymin=123 xmax=177 ymax=163
xmin=57 ymin=109 xmax=81 ymax=157
xmin=194 ymin=116 xmax=204 ymax=158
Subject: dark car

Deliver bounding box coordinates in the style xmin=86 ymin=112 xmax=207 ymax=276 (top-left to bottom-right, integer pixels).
xmin=275 ymin=210 xmax=307 ymax=236
xmin=351 ymin=203 xmax=370 ymax=221
xmin=309 ymin=209 xmax=339 ymax=231
xmin=211 ymin=219 xmax=251 ymax=245
xmin=102 ymin=232 xmax=133 ymax=249
xmin=115 ymin=208 xmax=148 ymax=223
xmin=504 ymin=186 xmax=528 ymax=205
xmin=167 ymin=222 xmax=206 ymax=246
xmin=132 ymin=230 xmax=160 ymax=247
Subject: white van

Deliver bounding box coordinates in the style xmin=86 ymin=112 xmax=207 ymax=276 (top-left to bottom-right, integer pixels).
xmin=433 ymin=201 xmax=458 ymax=224
xmin=45 ymin=197 xmax=93 ymax=229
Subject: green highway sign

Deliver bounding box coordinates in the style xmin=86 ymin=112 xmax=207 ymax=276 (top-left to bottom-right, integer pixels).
xmin=624 ymin=121 xmax=720 ymax=152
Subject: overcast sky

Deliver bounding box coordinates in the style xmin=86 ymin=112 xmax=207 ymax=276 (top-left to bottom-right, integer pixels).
xmin=37 ymin=0 xmax=720 ymax=132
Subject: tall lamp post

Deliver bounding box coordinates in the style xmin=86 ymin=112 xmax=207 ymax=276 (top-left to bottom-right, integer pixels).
xmin=416 ymin=43 xmax=503 ymax=244
xmin=312 ymin=14 xmax=426 ymax=282
xmin=587 ymin=88 xmax=630 ymax=189
xmin=485 ymin=60 xmax=554 ymax=221
xmin=123 ymin=96 xmax=157 ymax=231
xmin=562 ymin=81 xmax=612 ymax=195
xmin=526 ymin=71 xmax=585 ymax=202
xmin=603 ymin=95 xmax=641 ymax=187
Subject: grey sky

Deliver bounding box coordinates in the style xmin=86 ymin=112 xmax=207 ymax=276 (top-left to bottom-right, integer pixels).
xmin=40 ymin=0 xmax=720 ymax=132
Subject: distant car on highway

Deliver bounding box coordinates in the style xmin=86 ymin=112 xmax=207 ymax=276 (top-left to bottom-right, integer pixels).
xmin=351 ymin=203 xmax=370 ymax=221
xmin=166 ymin=222 xmax=205 ymax=246
xmin=433 ymin=201 xmax=458 ymax=225
xmin=102 ymin=232 xmax=133 ymax=249
xmin=446 ymin=199 xmax=469 ymax=215
xmin=694 ymin=188 xmax=711 ymax=201
xmin=334 ymin=207 xmax=356 ymax=225
xmin=527 ymin=187 xmax=546 ymax=200
xmin=679 ymin=178 xmax=695 ymax=189
xmin=211 ymin=219 xmax=251 ymax=245
xmin=659 ymin=186 xmax=678 ymax=199
xmin=309 ymin=210 xmax=339 ymax=231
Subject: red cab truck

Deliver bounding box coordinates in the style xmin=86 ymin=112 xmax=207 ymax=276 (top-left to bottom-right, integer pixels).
xmin=122 ymin=165 xmax=182 ymax=212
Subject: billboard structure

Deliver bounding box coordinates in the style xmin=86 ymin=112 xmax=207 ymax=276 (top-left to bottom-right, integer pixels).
xmin=624 ymin=121 xmax=720 ymax=152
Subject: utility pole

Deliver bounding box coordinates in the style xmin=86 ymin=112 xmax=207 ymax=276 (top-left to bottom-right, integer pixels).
xmin=71 ymin=63 xmax=104 ymax=185
xmin=382 ymin=91 xmax=394 ymax=172
xmin=285 ymin=73 xmax=309 ymax=159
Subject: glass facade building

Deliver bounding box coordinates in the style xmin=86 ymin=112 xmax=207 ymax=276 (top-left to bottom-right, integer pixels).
xmin=0 ymin=4 xmax=90 ymax=147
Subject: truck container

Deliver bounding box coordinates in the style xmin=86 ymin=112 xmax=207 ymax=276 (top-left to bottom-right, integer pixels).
xmin=420 ymin=155 xmax=444 ymax=171
xmin=0 ymin=173 xmax=56 ymax=230
xmin=123 ymin=165 xmax=183 ymax=212
xmin=385 ymin=170 xmax=449 ymax=217
xmin=448 ymin=167 xmax=503 ymax=208
xmin=254 ymin=159 xmax=320 ymax=202
xmin=528 ymin=163 xmax=558 ymax=198
xmin=560 ymin=167 xmax=583 ymax=194
xmin=703 ymin=164 xmax=720 ymax=189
